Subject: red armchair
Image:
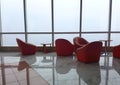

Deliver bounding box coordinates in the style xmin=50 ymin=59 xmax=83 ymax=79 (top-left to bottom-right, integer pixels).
xmin=76 ymin=41 xmax=102 ymax=63
xmin=55 ymin=39 xmax=74 ymax=56
xmin=73 ymin=37 xmax=89 ymax=51
xmin=16 ymin=38 xmax=37 ymax=55
xmin=113 ymin=45 xmax=120 ymax=58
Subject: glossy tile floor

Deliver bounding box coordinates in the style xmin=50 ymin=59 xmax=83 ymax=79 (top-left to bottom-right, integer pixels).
xmin=0 ymin=52 xmax=120 ymax=85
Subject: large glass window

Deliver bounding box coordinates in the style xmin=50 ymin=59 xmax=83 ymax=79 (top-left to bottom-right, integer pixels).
xmin=82 ymin=0 xmax=109 ymax=32
xmin=0 ymin=0 xmax=120 ymax=47
xmin=1 ymin=0 xmax=24 ymax=32
xmin=26 ymin=0 xmax=52 ymax=32
xmin=54 ymin=0 xmax=80 ymax=32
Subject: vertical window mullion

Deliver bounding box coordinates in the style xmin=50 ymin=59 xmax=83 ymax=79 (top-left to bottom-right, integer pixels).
xmin=0 ymin=0 xmax=2 ymax=46
xmin=51 ymin=0 xmax=54 ymax=46
xmin=23 ymin=0 xmax=28 ymax=42
xmin=79 ymin=0 xmax=82 ymax=37
xmin=108 ymin=0 xmax=112 ymax=46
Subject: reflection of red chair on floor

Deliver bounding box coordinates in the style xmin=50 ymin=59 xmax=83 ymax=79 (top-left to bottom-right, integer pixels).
xmin=55 ymin=39 xmax=74 ymax=56
xmin=16 ymin=38 xmax=37 ymax=55
xmin=73 ymin=37 xmax=89 ymax=51
xmin=76 ymin=62 xmax=101 ymax=85
xmin=113 ymin=45 xmax=120 ymax=58
xmin=18 ymin=61 xmax=29 ymax=71
xmin=76 ymin=41 xmax=102 ymax=63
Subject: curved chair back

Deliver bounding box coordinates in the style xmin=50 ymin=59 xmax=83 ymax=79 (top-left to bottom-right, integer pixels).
xmin=55 ymin=39 xmax=74 ymax=56
xmin=73 ymin=37 xmax=89 ymax=51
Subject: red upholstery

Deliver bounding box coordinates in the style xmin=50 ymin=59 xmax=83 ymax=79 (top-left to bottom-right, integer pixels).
xmin=113 ymin=45 xmax=120 ymax=58
xmin=76 ymin=41 xmax=102 ymax=63
xmin=16 ymin=38 xmax=37 ymax=55
xmin=73 ymin=37 xmax=89 ymax=51
xmin=55 ymin=39 xmax=74 ymax=56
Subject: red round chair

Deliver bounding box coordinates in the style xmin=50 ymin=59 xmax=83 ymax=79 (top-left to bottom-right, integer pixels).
xmin=16 ymin=38 xmax=37 ymax=55
xmin=55 ymin=39 xmax=74 ymax=56
xmin=76 ymin=41 xmax=102 ymax=63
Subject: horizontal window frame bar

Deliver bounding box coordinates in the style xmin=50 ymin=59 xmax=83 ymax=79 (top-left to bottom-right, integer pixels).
xmin=0 ymin=31 xmax=120 ymax=34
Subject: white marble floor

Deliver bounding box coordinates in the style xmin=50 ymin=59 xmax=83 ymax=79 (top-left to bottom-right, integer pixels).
xmin=0 ymin=52 xmax=120 ymax=85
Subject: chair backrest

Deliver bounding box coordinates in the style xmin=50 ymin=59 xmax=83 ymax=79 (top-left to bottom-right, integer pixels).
xmin=80 ymin=41 xmax=102 ymax=56
xmin=73 ymin=37 xmax=88 ymax=44
xmin=16 ymin=38 xmax=26 ymax=52
xmin=85 ymin=41 xmax=102 ymax=52
xmin=73 ymin=37 xmax=89 ymax=50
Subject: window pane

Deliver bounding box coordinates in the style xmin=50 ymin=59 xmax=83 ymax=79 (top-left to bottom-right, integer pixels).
xmin=82 ymin=0 xmax=109 ymax=32
xmin=111 ymin=34 xmax=120 ymax=46
xmin=82 ymin=34 xmax=107 ymax=42
xmin=27 ymin=0 xmax=51 ymax=32
xmin=2 ymin=34 xmax=25 ymax=46
xmin=1 ymin=0 xmax=24 ymax=32
xmin=28 ymin=34 xmax=52 ymax=46
xmin=54 ymin=0 xmax=80 ymax=32
xmin=55 ymin=34 xmax=79 ymax=44
xmin=111 ymin=0 xmax=120 ymax=31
